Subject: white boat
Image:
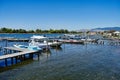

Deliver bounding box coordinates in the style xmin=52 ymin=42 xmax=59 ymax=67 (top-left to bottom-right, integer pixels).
xmin=13 ymin=44 xmax=42 ymax=51
xmin=14 ymin=44 xmax=28 ymax=48
xmin=29 ymin=35 xmax=62 ymax=49
xmin=48 ymin=40 xmax=62 ymax=47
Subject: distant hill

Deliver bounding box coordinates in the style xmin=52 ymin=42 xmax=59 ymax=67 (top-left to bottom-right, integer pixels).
xmin=92 ymin=27 xmax=120 ymax=31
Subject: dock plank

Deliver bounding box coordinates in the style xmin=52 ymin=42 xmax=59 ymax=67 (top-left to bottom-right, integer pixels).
xmin=0 ymin=47 xmax=39 ymax=60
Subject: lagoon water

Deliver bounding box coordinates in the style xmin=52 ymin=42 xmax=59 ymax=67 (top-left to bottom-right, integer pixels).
xmin=0 ymin=34 xmax=120 ymax=80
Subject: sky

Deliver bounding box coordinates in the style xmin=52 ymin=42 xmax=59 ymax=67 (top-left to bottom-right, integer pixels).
xmin=0 ymin=0 xmax=120 ymax=30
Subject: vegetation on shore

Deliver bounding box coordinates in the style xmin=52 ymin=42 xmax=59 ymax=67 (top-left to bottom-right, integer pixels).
xmin=0 ymin=27 xmax=79 ymax=33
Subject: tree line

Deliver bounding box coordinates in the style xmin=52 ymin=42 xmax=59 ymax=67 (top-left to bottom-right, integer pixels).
xmin=0 ymin=27 xmax=78 ymax=33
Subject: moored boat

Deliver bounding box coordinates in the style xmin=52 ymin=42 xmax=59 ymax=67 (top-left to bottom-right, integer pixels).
xmin=13 ymin=44 xmax=42 ymax=51
xmin=29 ymin=35 xmax=62 ymax=49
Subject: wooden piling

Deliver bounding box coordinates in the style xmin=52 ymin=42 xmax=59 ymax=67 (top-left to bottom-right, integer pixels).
xmin=15 ymin=56 xmax=17 ymax=64
xmin=29 ymin=53 xmax=33 ymax=59
xmin=5 ymin=58 xmax=7 ymax=67
xmin=23 ymin=54 xmax=26 ymax=60
xmin=37 ymin=53 xmax=40 ymax=61
xmin=11 ymin=57 xmax=13 ymax=65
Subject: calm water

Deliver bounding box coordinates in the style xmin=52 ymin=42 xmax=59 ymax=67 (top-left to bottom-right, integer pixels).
xmin=0 ymin=33 xmax=62 ymax=38
xmin=0 ymin=34 xmax=120 ymax=80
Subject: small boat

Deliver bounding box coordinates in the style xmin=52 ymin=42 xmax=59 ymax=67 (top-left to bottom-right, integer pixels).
xmin=47 ymin=39 xmax=62 ymax=47
xmin=13 ymin=44 xmax=42 ymax=51
xmin=29 ymin=35 xmax=62 ymax=49
xmin=27 ymin=46 xmax=42 ymax=51
xmin=14 ymin=44 xmax=28 ymax=48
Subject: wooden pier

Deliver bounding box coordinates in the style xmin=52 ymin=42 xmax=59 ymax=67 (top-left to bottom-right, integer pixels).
xmin=59 ymin=40 xmax=84 ymax=44
xmin=0 ymin=37 xmax=29 ymax=42
xmin=0 ymin=47 xmax=41 ymax=67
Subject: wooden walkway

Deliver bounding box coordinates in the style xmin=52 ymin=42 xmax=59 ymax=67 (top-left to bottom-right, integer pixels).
xmin=0 ymin=47 xmax=41 ymax=67
xmin=0 ymin=37 xmax=29 ymax=42
xmin=0 ymin=47 xmax=39 ymax=60
xmin=0 ymin=49 xmax=37 ymax=60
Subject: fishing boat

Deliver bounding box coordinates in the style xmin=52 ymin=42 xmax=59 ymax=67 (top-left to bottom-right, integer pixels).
xmin=29 ymin=35 xmax=62 ymax=49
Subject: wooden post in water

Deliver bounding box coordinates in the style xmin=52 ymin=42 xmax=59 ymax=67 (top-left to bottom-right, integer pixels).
xmin=37 ymin=52 xmax=40 ymax=61
xmin=4 ymin=48 xmax=7 ymax=55
xmin=9 ymin=50 xmax=12 ymax=54
xmin=23 ymin=54 xmax=26 ymax=60
xmin=5 ymin=58 xmax=7 ymax=67
xmin=15 ymin=56 xmax=17 ymax=64
xmin=19 ymin=55 xmax=22 ymax=61
xmin=29 ymin=53 xmax=33 ymax=59
xmin=11 ymin=57 xmax=13 ymax=65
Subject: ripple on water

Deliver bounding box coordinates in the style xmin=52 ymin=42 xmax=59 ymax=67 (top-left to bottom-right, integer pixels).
xmin=0 ymin=44 xmax=120 ymax=80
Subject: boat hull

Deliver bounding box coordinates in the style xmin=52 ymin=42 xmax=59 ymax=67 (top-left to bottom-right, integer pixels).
xmin=49 ymin=42 xmax=62 ymax=47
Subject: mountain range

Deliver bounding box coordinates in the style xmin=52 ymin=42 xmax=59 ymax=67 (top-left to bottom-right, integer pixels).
xmin=92 ymin=27 xmax=120 ymax=31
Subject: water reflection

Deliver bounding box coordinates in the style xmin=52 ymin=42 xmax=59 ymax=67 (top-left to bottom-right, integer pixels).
xmin=38 ymin=50 xmax=52 ymax=60
xmin=0 ymin=59 xmax=34 ymax=73
xmin=1 ymin=39 xmax=120 ymax=80
xmin=51 ymin=46 xmax=62 ymax=51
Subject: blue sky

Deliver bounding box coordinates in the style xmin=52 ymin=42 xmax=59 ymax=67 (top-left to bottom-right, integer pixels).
xmin=0 ymin=0 xmax=120 ymax=30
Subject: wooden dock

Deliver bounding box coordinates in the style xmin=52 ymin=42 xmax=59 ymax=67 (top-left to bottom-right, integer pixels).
xmin=0 ymin=37 xmax=29 ymax=42
xmin=59 ymin=40 xmax=84 ymax=44
xmin=7 ymin=38 xmax=29 ymax=42
xmin=0 ymin=47 xmax=41 ymax=67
